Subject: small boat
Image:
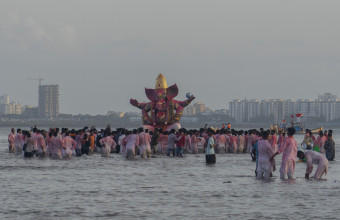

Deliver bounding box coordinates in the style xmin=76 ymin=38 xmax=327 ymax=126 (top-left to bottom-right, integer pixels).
xmin=293 ymin=121 xmax=323 ymax=135
xmin=271 ymin=114 xmax=323 ymax=134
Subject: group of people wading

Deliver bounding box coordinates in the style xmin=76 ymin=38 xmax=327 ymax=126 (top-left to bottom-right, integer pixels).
xmin=7 ymin=125 xmax=335 ymax=180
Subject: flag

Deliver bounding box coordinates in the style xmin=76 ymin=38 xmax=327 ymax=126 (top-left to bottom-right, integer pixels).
xmin=283 ymin=120 xmax=286 ymax=123
xmin=296 ymin=113 xmax=304 ymax=118
xmin=291 ymin=114 xmax=294 ymax=119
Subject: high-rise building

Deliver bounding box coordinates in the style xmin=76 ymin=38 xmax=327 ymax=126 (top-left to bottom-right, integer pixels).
xmin=229 ymin=99 xmax=244 ymax=122
xmin=38 ymin=85 xmax=59 ymax=118
xmin=247 ymin=99 xmax=261 ymax=121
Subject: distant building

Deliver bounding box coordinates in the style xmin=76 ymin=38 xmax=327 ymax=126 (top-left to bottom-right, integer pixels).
xmin=228 ymin=93 xmax=340 ymax=123
xmin=194 ymin=102 xmax=206 ymax=113
xmin=185 ymin=105 xmax=196 ymax=116
xmin=318 ymin=93 xmax=337 ymax=102
xmin=108 ymin=111 xmax=125 ymax=117
xmin=185 ymin=102 xmax=206 ymax=116
xmin=38 ymin=85 xmax=59 ymax=119
xmin=0 ymin=95 xmax=10 ymax=105
xmin=9 ymin=102 xmax=23 ymax=115
xmin=24 ymin=106 xmax=39 ymax=118
xmin=229 ymin=99 xmax=244 ymax=122
xmin=215 ymin=109 xmax=229 ymax=115
xmin=0 ymin=95 xmax=23 ymax=115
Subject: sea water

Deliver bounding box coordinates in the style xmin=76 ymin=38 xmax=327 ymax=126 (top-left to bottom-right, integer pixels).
xmin=0 ymin=127 xmax=339 ymax=219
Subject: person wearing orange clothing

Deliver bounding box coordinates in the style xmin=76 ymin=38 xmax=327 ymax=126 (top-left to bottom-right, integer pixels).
xmin=89 ymin=131 xmax=96 ymax=154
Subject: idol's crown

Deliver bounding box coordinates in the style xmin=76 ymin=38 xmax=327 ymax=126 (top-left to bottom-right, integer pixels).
xmin=155 ymin=73 xmax=168 ymax=89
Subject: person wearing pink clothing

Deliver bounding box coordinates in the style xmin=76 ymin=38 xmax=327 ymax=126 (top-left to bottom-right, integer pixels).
xmin=218 ymin=131 xmax=227 ymax=154
xmin=315 ymin=131 xmax=327 ymax=154
xmin=75 ymin=132 xmax=83 ymax=157
xmin=138 ymin=128 xmax=151 ymax=159
xmin=63 ymin=132 xmax=77 ymax=158
xmin=51 ymin=132 xmax=63 ymax=160
xmin=225 ymin=131 xmax=231 ymax=153
xmin=118 ymin=131 xmax=126 ymax=154
xmin=14 ymin=129 xmax=24 ymax=154
xmin=184 ymin=131 xmax=191 ymax=154
xmin=46 ymin=133 xmax=53 ymax=157
xmin=270 ymin=130 xmax=278 ymax=153
xmin=246 ymin=131 xmax=254 ymax=153
xmin=99 ymin=133 xmax=116 ymax=157
xmin=36 ymin=131 xmax=47 ymax=158
xmin=237 ymin=131 xmax=246 ymax=153
xmin=51 ymin=132 xmax=63 ymax=159
xmin=8 ymin=128 xmax=15 ymax=153
xmin=271 ymin=127 xmax=297 ymax=179
xmin=277 ymin=131 xmax=286 ymax=149
xmin=202 ymin=132 xmax=209 ymax=145
xmin=230 ymin=131 xmax=238 ymax=153
xmin=257 ymin=131 xmax=275 ymax=179
xmin=214 ymin=132 xmax=220 ymax=152
xmin=297 ymin=150 xmax=329 ymax=179
xmin=31 ymin=129 xmax=40 ymax=157
xmin=144 ymin=130 xmax=152 ymax=159
xmin=190 ymin=130 xmax=200 ymax=154
xmin=125 ymin=130 xmax=139 ymax=159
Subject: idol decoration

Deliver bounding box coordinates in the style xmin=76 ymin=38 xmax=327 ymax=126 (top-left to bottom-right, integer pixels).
xmin=130 ymin=74 xmax=195 ymax=131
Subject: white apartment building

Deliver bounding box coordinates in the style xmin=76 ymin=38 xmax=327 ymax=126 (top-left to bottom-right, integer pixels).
xmin=228 ymin=93 xmax=340 ymax=123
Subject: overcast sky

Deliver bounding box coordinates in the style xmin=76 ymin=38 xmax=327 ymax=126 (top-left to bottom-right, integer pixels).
xmin=1 ymin=0 xmax=340 ymax=115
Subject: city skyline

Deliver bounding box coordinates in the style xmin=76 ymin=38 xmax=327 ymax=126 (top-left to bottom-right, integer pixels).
xmin=2 ymin=88 xmax=340 ymax=123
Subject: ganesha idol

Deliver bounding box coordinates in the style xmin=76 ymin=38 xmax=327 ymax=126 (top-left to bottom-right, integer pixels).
xmin=130 ymin=74 xmax=195 ymax=131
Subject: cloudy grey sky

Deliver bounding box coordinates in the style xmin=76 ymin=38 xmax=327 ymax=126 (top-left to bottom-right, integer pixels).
xmin=1 ymin=0 xmax=340 ymax=115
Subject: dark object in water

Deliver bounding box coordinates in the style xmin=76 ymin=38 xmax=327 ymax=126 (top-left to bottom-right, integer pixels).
xmin=206 ymin=154 xmax=216 ymax=164
xmin=251 ymin=148 xmax=256 ymax=161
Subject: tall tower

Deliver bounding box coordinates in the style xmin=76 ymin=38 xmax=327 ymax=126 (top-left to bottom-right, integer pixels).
xmin=38 ymin=85 xmax=59 ymax=118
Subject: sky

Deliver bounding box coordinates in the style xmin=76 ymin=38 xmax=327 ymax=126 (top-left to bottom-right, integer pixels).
xmin=0 ymin=0 xmax=340 ymax=115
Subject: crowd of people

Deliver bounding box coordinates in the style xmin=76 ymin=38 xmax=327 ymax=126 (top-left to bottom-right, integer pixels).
xmin=7 ymin=125 xmax=336 ymax=180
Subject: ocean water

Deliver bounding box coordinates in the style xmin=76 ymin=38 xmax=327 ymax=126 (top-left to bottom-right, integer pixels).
xmin=0 ymin=127 xmax=339 ymax=220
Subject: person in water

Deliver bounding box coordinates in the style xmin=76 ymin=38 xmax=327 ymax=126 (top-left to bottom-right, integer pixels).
xmin=297 ymin=150 xmax=329 ymax=179
xmin=324 ymin=134 xmax=335 ymax=161
xmin=125 ymin=129 xmax=139 ymax=159
xmin=257 ymin=131 xmax=275 ymax=179
xmin=8 ymin=128 xmax=15 ymax=153
xmin=14 ymin=128 xmax=24 ymax=154
xmin=23 ymin=132 xmax=35 ymax=158
xmin=271 ymin=127 xmax=297 ymax=179
xmin=81 ymin=134 xmax=90 ymax=156
xmin=167 ymin=129 xmax=177 ymax=157
xmin=205 ymin=129 xmax=216 ymax=164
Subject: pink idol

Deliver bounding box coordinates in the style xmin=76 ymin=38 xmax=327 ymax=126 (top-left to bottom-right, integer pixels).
xmin=130 ymin=74 xmax=195 ymax=131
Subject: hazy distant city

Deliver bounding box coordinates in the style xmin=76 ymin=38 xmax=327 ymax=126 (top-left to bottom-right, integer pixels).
xmin=0 ymin=83 xmax=339 ymax=128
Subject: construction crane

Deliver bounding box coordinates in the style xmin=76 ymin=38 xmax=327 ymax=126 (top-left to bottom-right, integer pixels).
xmin=27 ymin=77 xmax=44 ymax=86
